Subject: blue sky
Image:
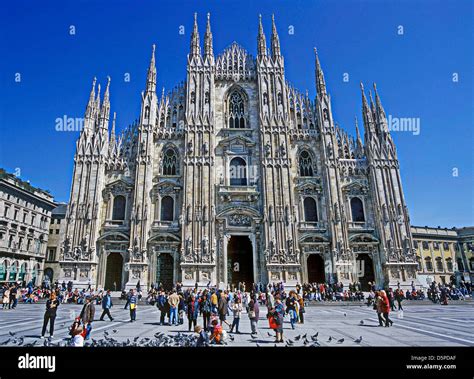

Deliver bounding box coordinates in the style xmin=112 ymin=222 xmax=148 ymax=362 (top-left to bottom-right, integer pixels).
xmin=0 ymin=0 xmax=473 ymax=227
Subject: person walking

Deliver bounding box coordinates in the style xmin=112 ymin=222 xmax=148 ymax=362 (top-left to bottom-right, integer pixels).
xmin=229 ymin=297 xmax=242 ymax=334
xmin=2 ymin=287 xmax=10 ymax=310
xmin=129 ymin=289 xmax=138 ymax=322
xmin=9 ymin=285 xmax=18 ymax=309
xmin=79 ymin=296 xmax=95 ymax=339
xmin=99 ymin=290 xmax=114 ymax=321
xmin=248 ymin=296 xmax=260 ymax=335
xmin=186 ymin=293 xmax=199 ymax=332
xmin=41 ymin=292 xmax=60 ymax=338
xmin=285 ymin=291 xmax=298 ymax=330
xmin=374 ymin=291 xmax=385 ymax=326
xmin=269 ymin=295 xmax=285 ymax=343
xmin=168 ymin=290 xmax=180 ymax=326
xmin=157 ymin=290 xmax=167 ymax=325
xmin=395 ymin=289 xmax=404 ymax=311
xmin=218 ymin=291 xmax=231 ymax=329
xmin=297 ymin=294 xmax=305 ymax=324
xmin=124 ymin=289 xmax=133 ymax=310
xmin=200 ymin=292 xmax=211 ymax=331
xmin=380 ymin=290 xmax=393 ymax=327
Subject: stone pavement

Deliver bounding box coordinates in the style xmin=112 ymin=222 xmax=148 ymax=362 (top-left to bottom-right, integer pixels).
xmin=0 ymin=302 xmax=473 ymax=347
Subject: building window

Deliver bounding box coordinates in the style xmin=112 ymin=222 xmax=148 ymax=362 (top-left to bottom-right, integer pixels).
xmin=414 ymin=241 xmax=419 ymax=249
xmin=8 ymin=235 xmax=14 ymax=248
xmin=443 ymin=242 xmax=449 ymax=250
xmin=350 ymin=197 xmax=365 ymax=222
xmin=228 ymin=91 xmax=246 ymax=128
xmin=160 ymin=196 xmax=174 ymax=221
xmin=446 ymin=258 xmax=453 ymax=272
xmin=4 ymin=206 xmax=9 ymax=218
xmin=424 ymin=257 xmax=433 ymax=271
xmin=470 ymin=258 xmax=474 ymax=271
xmin=433 ymin=242 xmax=439 ymax=250
xmin=456 ymin=258 xmax=464 ymax=271
xmin=229 ymin=157 xmax=247 ymax=186
xmin=299 ymin=150 xmax=314 ymax=177
xmin=435 ymin=257 xmax=443 ymax=272
xmin=112 ymin=195 xmax=126 ymax=221
xmin=422 ymin=241 xmax=429 ymax=250
xmin=47 ymin=248 xmax=56 ymax=261
xmin=162 ymin=148 xmax=179 ymax=176
xmin=303 ymin=197 xmax=318 ymax=222
xmin=55 ymin=229 xmax=59 ymax=234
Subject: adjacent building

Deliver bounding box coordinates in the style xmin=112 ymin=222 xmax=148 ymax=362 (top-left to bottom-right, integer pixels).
xmin=44 ymin=203 xmax=67 ymax=283
xmin=0 ymin=169 xmax=56 ymax=285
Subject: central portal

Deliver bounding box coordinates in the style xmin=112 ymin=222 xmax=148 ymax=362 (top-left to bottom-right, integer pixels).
xmin=227 ymin=235 xmax=254 ymax=288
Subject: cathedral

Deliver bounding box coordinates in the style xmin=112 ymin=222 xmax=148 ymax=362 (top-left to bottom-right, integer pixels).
xmin=58 ymin=13 xmax=419 ymax=291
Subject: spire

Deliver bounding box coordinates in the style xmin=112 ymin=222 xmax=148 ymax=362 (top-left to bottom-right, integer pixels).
xmin=109 ymin=112 xmax=116 ymax=152
xmin=257 ymin=14 xmax=267 ymax=57
xmin=85 ymin=77 xmax=97 ymax=119
xmin=373 ymin=83 xmax=386 ymax=120
xmin=271 ymin=14 xmax=281 ymax=59
xmin=369 ymin=89 xmax=376 ymax=116
xmin=190 ymin=12 xmax=201 ymax=56
xmin=314 ymin=48 xmax=326 ymax=96
xmin=204 ymin=12 xmax=213 ymax=58
xmin=100 ymin=76 xmax=111 ymax=121
xmin=95 ymin=83 xmax=101 ymax=116
xmin=355 ymin=116 xmax=363 ymax=149
xmin=146 ymin=44 xmax=157 ymax=93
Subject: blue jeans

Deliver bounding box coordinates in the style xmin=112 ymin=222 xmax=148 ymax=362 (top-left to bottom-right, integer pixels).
xmin=289 ymin=310 xmax=297 ymax=329
xmin=169 ymin=307 xmax=178 ymax=325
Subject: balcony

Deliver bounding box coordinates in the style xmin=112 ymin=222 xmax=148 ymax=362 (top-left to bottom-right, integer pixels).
xmin=218 ymin=185 xmax=259 ymax=203
xmin=299 ymin=221 xmax=327 ymax=232
xmin=348 ymin=221 xmax=375 ymax=231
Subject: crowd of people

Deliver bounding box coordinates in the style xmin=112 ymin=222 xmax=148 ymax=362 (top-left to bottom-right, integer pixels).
xmin=1 ymin=277 xmax=472 ymax=347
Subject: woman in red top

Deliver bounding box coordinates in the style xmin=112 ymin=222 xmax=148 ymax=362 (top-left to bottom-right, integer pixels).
xmin=380 ymin=290 xmax=393 ymax=327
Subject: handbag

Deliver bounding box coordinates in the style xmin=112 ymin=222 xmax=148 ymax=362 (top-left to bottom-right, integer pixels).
xmin=130 ymin=303 xmax=136 ymax=310
xmin=248 ymin=310 xmax=256 ymax=318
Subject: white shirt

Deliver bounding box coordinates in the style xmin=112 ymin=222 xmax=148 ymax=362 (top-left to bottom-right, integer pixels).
xmin=72 ymin=335 xmax=84 ymax=347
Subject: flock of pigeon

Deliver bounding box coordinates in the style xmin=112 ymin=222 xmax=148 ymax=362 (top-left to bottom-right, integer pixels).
xmin=1 ymin=315 xmax=367 ymax=347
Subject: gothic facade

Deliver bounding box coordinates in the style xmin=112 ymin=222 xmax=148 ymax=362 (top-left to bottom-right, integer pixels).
xmin=58 ymin=14 xmax=419 ymax=290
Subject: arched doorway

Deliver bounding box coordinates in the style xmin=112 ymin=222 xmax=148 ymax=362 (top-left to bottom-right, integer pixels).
xmin=105 ymin=253 xmax=123 ymax=291
xmin=44 ymin=268 xmax=54 ymax=282
xmin=227 ymin=236 xmax=254 ymax=288
xmin=307 ymin=254 xmax=325 ymax=283
xmin=156 ymin=254 xmax=174 ymax=291
xmin=356 ymin=254 xmax=375 ymax=291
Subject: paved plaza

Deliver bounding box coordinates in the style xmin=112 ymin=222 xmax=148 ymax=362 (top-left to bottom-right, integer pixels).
xmin=0 ymin=301 xmax=473 ymax=347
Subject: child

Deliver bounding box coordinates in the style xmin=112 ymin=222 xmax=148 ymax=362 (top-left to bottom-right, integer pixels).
xmin=71 ymin=325 xmax=84 ymax=347
xmin=209 ymin=319 xmax=223 ymax=345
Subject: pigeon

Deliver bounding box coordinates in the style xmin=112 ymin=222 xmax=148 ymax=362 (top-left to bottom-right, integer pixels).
xmin=337 ymin=338 xmax=345 ymax=343
xmin=104 ymin=331 xmax=109 ymax=336
xmin=294 ymin=335 xmax=301 ymax=341
xmin=267 ymin=332 xmax=273 ymax=337
xmin=302 ymin=333 xmax=307 ymax=339
xmin=1 ymin=338 xmax=11 ymax=346
xmin=9 ymin=331 xmax=15 ymax=337
xmin=287 ymin=339 xmax=294 ymax=345
xmin=359 ymin=320 xmax=364 ymax=326
xmin=286 ymin=340 xmax=293 ymax=346
xmin=256 ymin=343 xmax=260 ymax=347
xmin=354 ymin=336 xmax=363 ymax=344
xmin=17 ymin=337 xmax=24 ymax=346
xmin=311 ymin=341 xmax=321 ymax=347
xmin=250 ymin=334 xmax=258 ymax=339
xmin=311 ymin=332 xmax=319 ymax=341
xmin=134 ymin=336 xmax=140 ymax=342
xmin=303 ymin=339 xmax=309 ymax=346
xmin=327 ymin=336 xmax=332 ymax=342
xmin=229 ymin=334 xmax=234 ymax=341
xmin=344 ymin=313 xmax=347 ymax=317
xmin=43 ymin=339 xmax=49 ymax=347
xmin=113 ymin=329 xmax=117 ymax=333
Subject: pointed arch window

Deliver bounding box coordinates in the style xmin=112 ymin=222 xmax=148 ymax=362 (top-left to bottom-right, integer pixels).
xmin=350 ymin=197 xmax=365 ymax=222
xmin=161 ymin=196 xmax=174 ymax=221
xmin=229 ymin=157 xmax=247 ymax=186
xmin=299 ymin=150 xmax=314 ymax=177
xmin=162 ymin=148 xmax=179 ymax=176
xmin=304 ymin=197 xmax=318 ymax=222
xmin=112 ymin=195 xmax=126 ymax=221
xmin=228 ymin=91 xmax=246 ymax=128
